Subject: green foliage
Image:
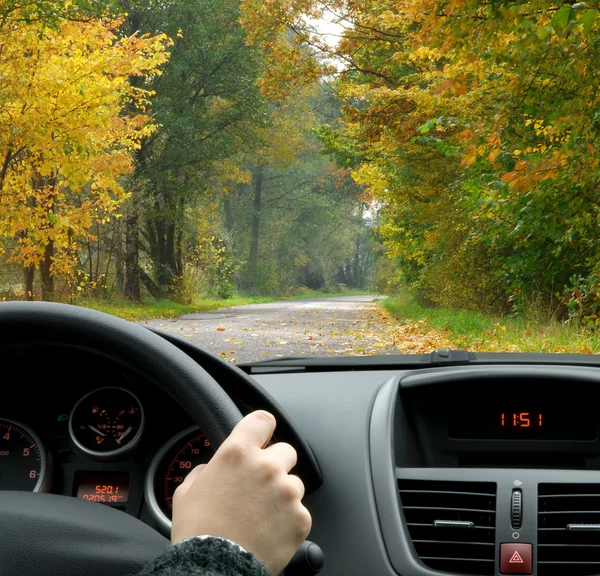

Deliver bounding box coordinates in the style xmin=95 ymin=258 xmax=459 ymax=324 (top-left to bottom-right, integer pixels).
xmin=563 ymin=268 xmax=600 ymax=329
xmin=241 ymin=0 xmax=600 ymax=321
xmin=122 ymin=0 xmax=268 ymax=292
xmin=194 ymin=235 xmax=238 ymax=300
xmin=381 ymin=295 xmax=600 ymax=354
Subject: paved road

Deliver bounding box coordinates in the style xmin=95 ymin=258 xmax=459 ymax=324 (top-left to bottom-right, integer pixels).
xmin=142 ymin=295 xmax=389 ymax=364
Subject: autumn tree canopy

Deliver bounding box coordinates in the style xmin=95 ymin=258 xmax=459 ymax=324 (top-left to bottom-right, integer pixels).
xmin=0 ymin=3 xmax=170 ymax=299
xmin=240 ymin=0 xmax=600 ymax=320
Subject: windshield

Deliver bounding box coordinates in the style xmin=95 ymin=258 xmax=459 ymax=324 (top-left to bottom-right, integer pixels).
xmin=1 ymin=0 xmax=598 ymax=362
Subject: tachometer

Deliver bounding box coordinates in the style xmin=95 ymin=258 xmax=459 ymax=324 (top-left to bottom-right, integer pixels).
xmin=0 ymin=418 xmax=49 ymax=491
xmin=69 ymin=387 xmax=144 ymax=459
xmin=144 ymin=427 xmax=213 ymax=535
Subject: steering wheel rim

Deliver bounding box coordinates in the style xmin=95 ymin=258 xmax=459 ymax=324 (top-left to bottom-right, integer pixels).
xmin=0 ymin=301 xmax=243 ymax=446
xmin=0 ymin=301 xmax=244 ymax=576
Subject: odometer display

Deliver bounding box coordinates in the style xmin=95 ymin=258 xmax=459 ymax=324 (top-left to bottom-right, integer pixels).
xmin=145 ymin=427 xmax=213 ymax=534
xmin=0 ymin=419 xmax=48 ymax=491
xmin=75 ymin=471 xmax=130 ymax=504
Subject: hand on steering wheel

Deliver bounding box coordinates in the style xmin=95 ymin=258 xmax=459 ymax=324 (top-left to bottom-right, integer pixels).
xmin=172 ymin=410 xmax=311 ymax=575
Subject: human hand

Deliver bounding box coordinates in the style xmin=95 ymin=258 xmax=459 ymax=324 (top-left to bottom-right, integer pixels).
xmin=171 ymin=410 xmax=312 ymax=575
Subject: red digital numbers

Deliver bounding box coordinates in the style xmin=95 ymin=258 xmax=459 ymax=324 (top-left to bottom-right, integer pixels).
xmin=75 ymin=473 xmax=129 ymax=504
xmin=501 ymin=412 xmax=543 ymax=429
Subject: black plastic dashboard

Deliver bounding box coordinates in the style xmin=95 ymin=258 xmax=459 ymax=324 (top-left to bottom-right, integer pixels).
xmin=252 ymin=361 xmax=600 ymax=576
xmin=3 ymin=336 xmax=600 ymax=576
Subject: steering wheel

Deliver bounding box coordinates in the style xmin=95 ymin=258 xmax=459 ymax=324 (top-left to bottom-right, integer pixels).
xmin=0 ymin=302 xmax=244 ymax=576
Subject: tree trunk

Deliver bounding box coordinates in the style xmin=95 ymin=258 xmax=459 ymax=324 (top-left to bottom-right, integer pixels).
xmin=248 ymin=166 xmax=263 ymax=290
xmin=145 ymin=195 xmax=182 ymax=295
xmin=23 ymin=265 xmax=35 ymax=301
xmin=139 ymin=267 xmax=164 ymax=299
xmin=115 ymin=222 xmax=124 ymax=296
xmin=40 ymin=241 xmax=55 ymax=301
xmin=124 ymin=212 xmax=141 ymax=301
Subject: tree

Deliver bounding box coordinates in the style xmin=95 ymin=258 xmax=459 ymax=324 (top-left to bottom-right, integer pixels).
xmin=0 ymin=9 xmax=170 ymax=300
xmin=241 ymin=0 xmax=600 ymax=315
xmin=118 ymin=0 xmax=267 ymax=299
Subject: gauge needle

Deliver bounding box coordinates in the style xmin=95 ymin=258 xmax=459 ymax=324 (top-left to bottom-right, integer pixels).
xmin=89 ymin=425 xmax=106 ymax=437
xmin=116 ymin=426 xmax=133 ymax=445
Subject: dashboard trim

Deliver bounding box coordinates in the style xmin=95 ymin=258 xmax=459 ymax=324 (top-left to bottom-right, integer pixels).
xmin=370 ymin=374 xmax=434 ymax=576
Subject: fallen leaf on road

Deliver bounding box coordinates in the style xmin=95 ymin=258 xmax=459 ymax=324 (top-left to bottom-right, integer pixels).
xmin=216 ymin=327 xmax=225 ymax=331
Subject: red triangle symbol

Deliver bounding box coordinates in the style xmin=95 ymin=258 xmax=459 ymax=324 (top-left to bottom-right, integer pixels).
xmin=509 ymin=551 xmax=524 ymax=564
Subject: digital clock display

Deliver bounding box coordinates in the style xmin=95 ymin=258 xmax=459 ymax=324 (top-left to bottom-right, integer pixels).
xmin=449 ymin=400 xmax=596 ymax=440
xmin=75 ymin=471 xmax=130 ymax=504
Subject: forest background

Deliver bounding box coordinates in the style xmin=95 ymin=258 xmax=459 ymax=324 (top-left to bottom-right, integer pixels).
xmin=2 ymin=0 xmax=600 ymax=348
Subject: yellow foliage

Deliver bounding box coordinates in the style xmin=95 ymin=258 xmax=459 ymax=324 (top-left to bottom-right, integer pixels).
xmin=0 ymin=11 xmax=171 ymax=276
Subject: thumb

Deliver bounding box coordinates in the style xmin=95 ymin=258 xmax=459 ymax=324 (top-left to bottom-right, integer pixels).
xmin=223 ymin=410 xmax=276 ymax=450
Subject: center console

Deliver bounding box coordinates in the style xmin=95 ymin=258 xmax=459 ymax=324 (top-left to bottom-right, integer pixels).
xmin=370 ymin=365 xmax=600 ymax=576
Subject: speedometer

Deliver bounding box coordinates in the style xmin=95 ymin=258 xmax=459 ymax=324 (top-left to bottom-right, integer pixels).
xmin=144 ymin=427 xmax=213 ymax=535
xmin=0 ymin=418 xmax=49 ymax=492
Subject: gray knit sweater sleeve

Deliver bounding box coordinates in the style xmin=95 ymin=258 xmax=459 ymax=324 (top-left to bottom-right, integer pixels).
xmin=137 ymin=537 xmax=272 ymax=576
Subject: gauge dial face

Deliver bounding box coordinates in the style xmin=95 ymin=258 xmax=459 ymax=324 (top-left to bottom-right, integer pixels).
xmin=145 ymin=427 xmax=213 ymax=534
xmin=69 ymin=387 xmax=144 ymax=458
xmin=0 ymin=419 xmax=48 ymax=491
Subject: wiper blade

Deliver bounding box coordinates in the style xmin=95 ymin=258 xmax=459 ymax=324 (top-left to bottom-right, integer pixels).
xmin=238 ymin=349 xmax=600 ymax=374
xmin=240 ymin=348 xmax=472 ymax=374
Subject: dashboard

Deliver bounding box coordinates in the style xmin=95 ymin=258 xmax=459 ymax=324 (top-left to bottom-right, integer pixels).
xmin=248 ymin=361 xmax=600 ymax=576
xmin=4 ymin=333 xmax=600 ymax=576
xmin=0 ymin=344 xmax=208 ymax=535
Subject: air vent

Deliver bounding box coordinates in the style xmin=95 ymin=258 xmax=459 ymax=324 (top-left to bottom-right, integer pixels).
xmin=398 ymin=479 xmax=496 ymax=575
xmin=539 ymin=483 xmax=600 ymax=576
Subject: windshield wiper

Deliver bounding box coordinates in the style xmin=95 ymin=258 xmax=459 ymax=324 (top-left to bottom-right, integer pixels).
xmin=238 ymin=348 xmax=600 ymax=374
xmin=240 ymin=348 xmax=471 ymax=373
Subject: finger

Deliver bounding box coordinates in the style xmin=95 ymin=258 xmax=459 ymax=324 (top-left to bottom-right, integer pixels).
xmin=226 ymin=410 xmax=276 ymax=449
xmin=176 ymin=463 xmax=207 ymax=495
xmin=185 ymin=463 xmax=207 ymax=483
xmin=263 ymin=442 xmax=298 ymax=473
xmin=287 ymin=474 xmax=305 ymax=501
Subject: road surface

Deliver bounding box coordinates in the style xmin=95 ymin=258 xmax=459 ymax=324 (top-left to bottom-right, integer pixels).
xmin=142 ymin=295 xmax=407 ymax=364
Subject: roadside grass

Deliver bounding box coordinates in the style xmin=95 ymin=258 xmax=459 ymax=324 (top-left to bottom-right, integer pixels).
xmin=380 ymin=294 xmax=600 ymax=354
xmin=76 ymin=289 xmax=372 ymax=321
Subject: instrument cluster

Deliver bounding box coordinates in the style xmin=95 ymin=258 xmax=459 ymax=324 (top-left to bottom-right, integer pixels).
xmin=0 ymin=346 xmax=213 ymax=535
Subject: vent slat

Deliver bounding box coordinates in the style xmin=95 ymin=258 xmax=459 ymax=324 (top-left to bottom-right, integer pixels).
xmin=539 ymin=561 xmax=600 ymax=565
xmin=420 ymin=557 xmax=494 ymax=563
xmin=400 ymin=489 xmax=496 ymax=498
xmin=407 ymin=523 xmax=494 ymax=530
xmin=539 ymin=483 xmax=600 ymax=576
xmin=542 ymin=494 xmax=600 ymax=499
xmin=540 ymin=544 xmax=600 ymax=548
xmin=413 ymin=539 xmax=495 ymax=546
xmin=399 ymin=480 xmax=496 ymax=576
xmin=540 ymin=510 xmax=600 ymax=515
xmin=404 ymin=506 xmax=495 ymax=513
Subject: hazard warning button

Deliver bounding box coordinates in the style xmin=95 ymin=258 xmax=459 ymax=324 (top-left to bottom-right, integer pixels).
xmin=500 ymin=543 xmax=533 ymax=575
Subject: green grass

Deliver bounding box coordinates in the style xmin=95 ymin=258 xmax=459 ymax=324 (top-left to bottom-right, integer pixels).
xmin=286 ymin=288 xmax=371 ymax=300
xmin=76 ymin=296 xmax=276 ymax=321
xmin=75 ymin=289 xmax=372 ymax=321
xmin=380 ymin=293 xmax=600 ymax=354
